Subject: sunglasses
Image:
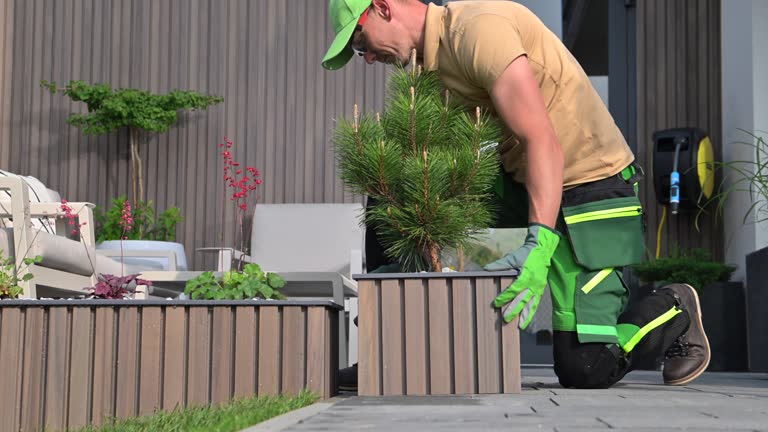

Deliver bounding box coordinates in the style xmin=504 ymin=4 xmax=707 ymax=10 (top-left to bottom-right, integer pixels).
xmin=350 ymin=7 xmax=370 ymax=56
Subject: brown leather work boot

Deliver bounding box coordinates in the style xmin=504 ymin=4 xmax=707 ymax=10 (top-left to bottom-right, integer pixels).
xmin=660 ymin=284 xmax=711 ymax=385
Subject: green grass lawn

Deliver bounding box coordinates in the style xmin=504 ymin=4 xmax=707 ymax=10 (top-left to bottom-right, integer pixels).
xmin=77 ymin=391 xmax=318 ymax=432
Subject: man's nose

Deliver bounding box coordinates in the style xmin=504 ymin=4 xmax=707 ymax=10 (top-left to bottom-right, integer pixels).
xmin=364 ymin=52 xmax=377 ymax=65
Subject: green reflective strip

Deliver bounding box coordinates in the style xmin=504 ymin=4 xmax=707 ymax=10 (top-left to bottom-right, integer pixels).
xmin=564 ymin=206 xmax=642 ymax=224
xmin=581 ymin=268 xmax=614 ymax=294
xmin=576 ymin=324 xmax=618 ymax=337
xmin=621 ymin=306 xmax=683 ymax=353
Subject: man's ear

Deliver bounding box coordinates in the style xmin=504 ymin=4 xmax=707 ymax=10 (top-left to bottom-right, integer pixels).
xmin=371 ymin=0 xmax=392 ymax=21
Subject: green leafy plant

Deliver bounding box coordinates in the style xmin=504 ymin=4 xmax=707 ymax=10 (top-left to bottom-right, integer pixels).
xmin=697 ymin=130 xmax=768 ymax=229
xmin=41 ymin=80 xmax=223 ymax=205
xmin=95 ymin=196 xmax=183 ymax=242
xmin=0 ymin=251 xmax=42 ymax=299
xmin=185 ymin=263 xmax=286 ymax=300
xmin=334 ymin=58 xmax=500 ymax=272
xmin=631 ymin=248 xmax=736 ymax=290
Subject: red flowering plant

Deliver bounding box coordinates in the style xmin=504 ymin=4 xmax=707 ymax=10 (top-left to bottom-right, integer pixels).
xmin=185 ymin=136 xmax=284 ymax=300
xmin=60 ymin=198 xmax=151 ymax=299
xmin=220 ymin=136 xmax=262 ymax=271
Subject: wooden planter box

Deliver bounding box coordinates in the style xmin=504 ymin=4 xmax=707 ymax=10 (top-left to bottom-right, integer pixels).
xmin=355 ymin=271 xmax=521 ymax=396
xmin=0 ymin=300 xmax=340 ymax=432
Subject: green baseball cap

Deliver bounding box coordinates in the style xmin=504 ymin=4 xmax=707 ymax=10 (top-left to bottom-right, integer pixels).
xmin=322 ymin=0 xmax=372 ymax=70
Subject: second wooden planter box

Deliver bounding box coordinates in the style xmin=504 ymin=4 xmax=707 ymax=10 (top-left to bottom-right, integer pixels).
xmin=0 ymin=299 xmax=340 ymax=432
xmin=355 ymin=271 xmax=521 ymax=396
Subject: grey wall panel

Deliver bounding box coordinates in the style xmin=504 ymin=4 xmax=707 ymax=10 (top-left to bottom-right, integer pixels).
xmin=636 ymin=0 xmax=723 ymax=261
xmin=0 ymin=0 xmax=388 ymax=270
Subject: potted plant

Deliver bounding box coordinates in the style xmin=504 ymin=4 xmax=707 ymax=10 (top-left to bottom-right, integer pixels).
xmin=184 ymin=263 xmax=286 ymax=300
xmin=41 ymin=80 xmax=223 ymax=269
xmin=631 ymin=248 xmax=745 ymax=371
xmin=699 ymin=131 xmax=768 ymax=371
xmin=333 ymin=56 xmax=520 ymax=396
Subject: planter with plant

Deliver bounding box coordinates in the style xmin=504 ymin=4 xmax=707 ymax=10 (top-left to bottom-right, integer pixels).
xmin=698 ymin=131 xmax=768 ymax=371
xmin=631 ymin=248 xmax=745 ymax=371
xmin=334 ymin=56 xmax=520 ymax=396
xmin=184 ymin=263 xmax=286 ymax=300
xmin=41 ymin=80 xmax=223 ymax=270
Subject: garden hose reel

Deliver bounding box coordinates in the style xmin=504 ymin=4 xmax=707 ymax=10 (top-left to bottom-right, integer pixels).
xmin=652 ymin=127 xmax=715 ymax=213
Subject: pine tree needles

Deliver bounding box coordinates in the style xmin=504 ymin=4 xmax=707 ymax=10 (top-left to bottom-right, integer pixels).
xmin=334 ymin=62 xmax=501 ymax=272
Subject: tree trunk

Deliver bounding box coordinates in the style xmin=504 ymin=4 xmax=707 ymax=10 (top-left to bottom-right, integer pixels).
xmin=129 ymin=127 xmax=146 ymax=238
xmin=427 ymin=243 xmax=441 ymax=272
xmin=129 ymin=127 xmax=139 ymax=206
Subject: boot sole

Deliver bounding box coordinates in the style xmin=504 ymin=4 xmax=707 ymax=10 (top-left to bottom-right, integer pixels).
xmin=664 ymin=284 xmax=711 ymax=386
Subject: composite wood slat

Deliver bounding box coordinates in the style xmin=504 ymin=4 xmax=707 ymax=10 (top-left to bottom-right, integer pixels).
xmin=90 ymin=307 xmax=116 ymax=425
xmin=451 ymin=278 xmax=476 ymax=395
xmin=19 ymin=308 xmax=45 ymax=431
xmin=115 ymin=307 xmax=140 ymax=420
xmin=44 ymin=307 xmax=69 ymax=431
xmin=211 ymin=307 xmax=234 ymax=405
xmin=475 ymin=278 xmax=502 ymax=394
xmin=0 ymin=308 xmax=23 ymax=432
xmin=138 ymin=307 xmax=163 ymax=416
xmin=380 ymin=279 xmax=404 ymax=396
xmin=281 ymin=307 xmax=307 ymax=396
xmin=233 ymin=306 xmax=258 ymax=398
xmin=68 ymin=307 xmax=93 ymax=430
xmin=257 ymin=306 xmax=280 ymax=396
xmin=187 ymin=307 xmax=212 ymax=407
xmin=427 ymin=278 xmax=452 ymax=395
xmin=500 ymin=277 xmax=522 ymax=394
xmin=306 ymin=307 xmax=329 ymax=398
xmin=358 ymin=280 xmax=380 ymax=396
xmin=403 ymin=279 xmax=427 ymax=396
xmin=162 ymin=307 xmax=186 ymax=411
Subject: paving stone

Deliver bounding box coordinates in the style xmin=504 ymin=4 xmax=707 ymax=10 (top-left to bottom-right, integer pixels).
xmin=281 ymin=369 xmax=768 ymax=432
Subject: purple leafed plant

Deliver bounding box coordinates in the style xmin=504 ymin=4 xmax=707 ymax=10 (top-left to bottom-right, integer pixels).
xmin=88 ymin=273 xmax=152 ymax=299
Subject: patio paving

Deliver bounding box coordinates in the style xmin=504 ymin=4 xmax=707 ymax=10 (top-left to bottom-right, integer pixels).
xmin=251 ymin=367 xmax=768 ymax=431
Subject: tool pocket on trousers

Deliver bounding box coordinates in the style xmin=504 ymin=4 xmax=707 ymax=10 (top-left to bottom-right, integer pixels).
xmin=574 ymin=269 xmax=628 ymax=344
xmin=562 ymin=196 xmax=646 ymax=270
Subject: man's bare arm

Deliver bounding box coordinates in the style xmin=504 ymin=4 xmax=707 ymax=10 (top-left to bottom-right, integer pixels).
xmin=490 ymin=55 xmax=563 ymax=228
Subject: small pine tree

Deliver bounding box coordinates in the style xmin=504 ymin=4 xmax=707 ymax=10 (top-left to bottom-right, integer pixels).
xmin=334 ymin=54 xmax=501 ymax=272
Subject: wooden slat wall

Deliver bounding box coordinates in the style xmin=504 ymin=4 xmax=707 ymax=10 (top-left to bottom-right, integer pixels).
xmin=636 ymin=0 xmax=723 ymax=260
xmin=358 ymin=276 xmax=521 ymax=396
xmin=0 ymin=0 xmax=388 ymax=270
xmin=0 ymin=303 xmax=338 ymax=432
xmin=0 ymin=0 xmax=12 ymax=167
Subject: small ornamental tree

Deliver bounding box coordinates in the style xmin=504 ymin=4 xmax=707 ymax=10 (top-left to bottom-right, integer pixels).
xmin=334 ymin=55 xmax=501 ymax=272
xmin=41 ymin=80 xmax=223 ymax=205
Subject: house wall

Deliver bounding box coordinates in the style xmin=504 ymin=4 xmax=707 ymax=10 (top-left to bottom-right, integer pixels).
xmin=722 ymin=0 xmax=768 ymax=281
xmin=0 ymin=0 xmax=388 ymax=270
xmin=635 ymin=0 xmax=724 ymax=262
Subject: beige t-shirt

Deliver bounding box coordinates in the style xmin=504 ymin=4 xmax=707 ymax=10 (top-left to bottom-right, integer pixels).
xmin=422 ymin=1 xmax=634 ymax=187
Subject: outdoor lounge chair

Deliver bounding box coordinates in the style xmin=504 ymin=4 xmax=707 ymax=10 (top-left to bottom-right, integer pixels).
xmin=0 ymin=173 xmax=164 ymax=298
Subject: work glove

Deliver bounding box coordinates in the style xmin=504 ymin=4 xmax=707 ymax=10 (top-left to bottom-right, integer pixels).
xmin=484 ymin=223 xmax=560 ymax=329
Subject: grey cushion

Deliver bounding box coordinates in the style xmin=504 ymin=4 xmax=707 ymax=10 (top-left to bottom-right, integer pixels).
xmin=0 ymin=228 xmax=141 ymax=277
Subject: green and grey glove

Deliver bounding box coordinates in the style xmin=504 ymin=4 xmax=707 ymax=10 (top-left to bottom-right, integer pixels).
xmin=484 ymin=223 xmax=560 ymax=329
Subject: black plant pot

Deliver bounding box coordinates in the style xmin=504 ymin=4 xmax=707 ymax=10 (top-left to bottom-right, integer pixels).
xmin=699 ymin=281 xmax=748 ymax=371
xmin=746 ymin=246 xmax=768 ymax=372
